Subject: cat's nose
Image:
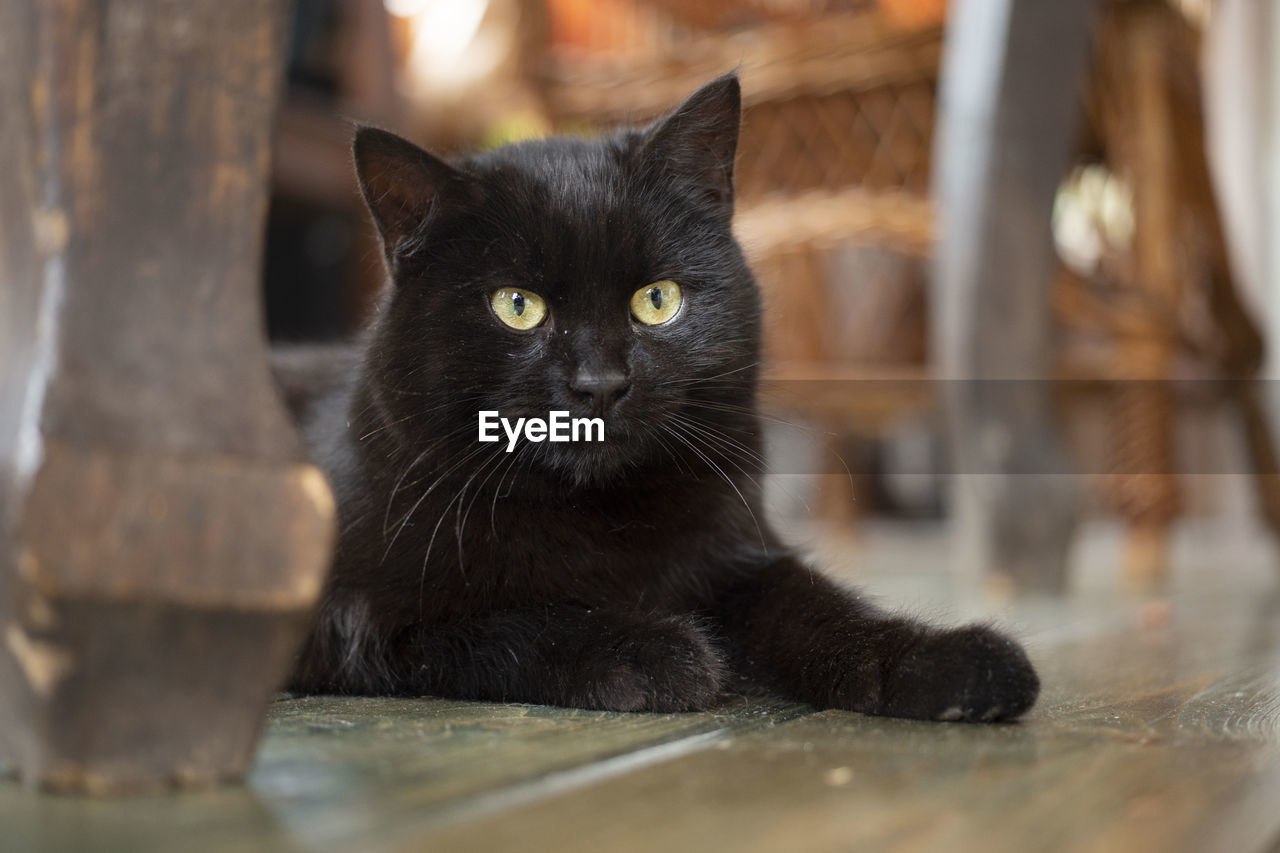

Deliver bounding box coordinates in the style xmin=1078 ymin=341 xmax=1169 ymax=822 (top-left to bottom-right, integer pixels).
xmin=569 ymin=370 xmax=631 ymax=414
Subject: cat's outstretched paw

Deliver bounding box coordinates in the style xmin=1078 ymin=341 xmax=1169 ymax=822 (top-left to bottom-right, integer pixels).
xmin=573 ymin=615 xmax=725 ymax=713
xmin=880 ymin=625 xmax=1039 ymax=723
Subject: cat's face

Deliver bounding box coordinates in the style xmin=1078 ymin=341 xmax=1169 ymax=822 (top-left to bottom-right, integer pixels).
xmin=355 ymin=74 xmax=761 ymax=486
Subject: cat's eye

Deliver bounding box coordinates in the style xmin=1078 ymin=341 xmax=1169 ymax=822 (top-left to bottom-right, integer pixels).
xmin=490 ymin=288 xmax=547 ymax=330
xmin=630 ymin=280 xmax=683 ymax=326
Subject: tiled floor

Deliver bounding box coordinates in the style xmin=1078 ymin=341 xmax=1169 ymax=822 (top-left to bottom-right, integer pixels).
xmin=4 ymin=521 xmax=1279 ymax=852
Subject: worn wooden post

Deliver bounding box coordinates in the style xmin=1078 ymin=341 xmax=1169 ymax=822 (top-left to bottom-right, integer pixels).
xmin=932 ymin=0 xmax=1097 ymax=592
xmin=0 ymin=0 xmax=335 ymax=793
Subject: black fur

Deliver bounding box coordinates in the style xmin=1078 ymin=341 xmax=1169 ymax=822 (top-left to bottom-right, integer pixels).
xmin=285 ymin=73 xmax=1039 ymax=722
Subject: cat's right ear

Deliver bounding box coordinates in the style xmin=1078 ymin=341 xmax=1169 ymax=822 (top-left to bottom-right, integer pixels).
xmin=640 ymin=73 xmax=741 ymax=221
xmin=352 ymin=127 xmax=473 ymax=261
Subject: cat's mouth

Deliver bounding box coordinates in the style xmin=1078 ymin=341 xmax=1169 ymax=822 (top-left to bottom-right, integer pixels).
xmin=477 ymin=409 xmax=607 ymax=454
xmin=519 ymin=417 xmax=659 ymax=486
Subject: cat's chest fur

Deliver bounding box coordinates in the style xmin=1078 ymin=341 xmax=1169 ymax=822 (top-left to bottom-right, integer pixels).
xmin=330 ymin=431 xmax=765 ymax=622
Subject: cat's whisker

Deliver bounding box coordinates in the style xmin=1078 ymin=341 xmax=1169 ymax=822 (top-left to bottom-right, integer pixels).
xmin=381 ymin=445 xmax=432 ymax=536
xmin=379 ymin=421 xmax=477 ymax=539
xmin=669 ymin=412 xmax=813 ymax=517
xmin=666 ymin=415 xmax=769 ymax=504
xmin=679 ymin=399 xmax=824 ymax=434
xmin=381 ymin=438 xmax=491 ymax=564
xmin=667 ymin=416 xmax=770 ymax=481
xmin=668 ymin=411 xmax=766 ymax=462
xmin=413 ymin=441 xmax=507 ymax=603
xmin=362 ymin=394 xmax=483 ymax=452
xmin=659 ymin=421 xmax=766 ymax=550
xmin=682 ymin=400 xmax=855 ymax=488
xmin=363 ymin=392 xmax=488 ymax=434
xmin=658 ymin=360 xmax=761 ymax=388
xmin=358 ymin=409 xmax=426 ymax=442
xmin=666 ymin=418 xmax=762 ymax=471
xmin=454 ymin=444 xmax=513 ymax=566
xmin=489 ymin=443 xmax=529 ymax=538
xmin=638 ymin=420 xmax=692 ymax=476
xmin=699 ymin=424 xmax=814 ymax=513
xmin=412 ymin=461 xmax=493 ymax=606
xmin=417 ymin=485 xmax=466 ymax=605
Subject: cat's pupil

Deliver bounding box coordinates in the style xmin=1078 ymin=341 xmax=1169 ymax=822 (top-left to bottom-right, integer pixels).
xmin=648 ymin=287 xmax=663 ymax=310
xmin=512 ymin=292 xmax=525 ymax=316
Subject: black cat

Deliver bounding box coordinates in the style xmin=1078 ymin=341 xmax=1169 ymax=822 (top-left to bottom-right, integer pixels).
xmin=283 ymin=73 xmax=1039 ymax=722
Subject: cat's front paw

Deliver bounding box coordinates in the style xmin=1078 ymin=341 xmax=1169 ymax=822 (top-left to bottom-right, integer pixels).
xmin=574 ymin=615 xmax=726 ymax=713
xmin=880 ymin=625 xmax=1039 ymax=723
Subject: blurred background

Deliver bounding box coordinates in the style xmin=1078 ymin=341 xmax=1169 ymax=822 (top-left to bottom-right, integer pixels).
xmin=263 ymin=0 xmax=1280 ymax=593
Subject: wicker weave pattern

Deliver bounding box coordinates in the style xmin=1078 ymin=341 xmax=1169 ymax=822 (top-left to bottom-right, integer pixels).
xmin=737 ymin=81 xmax=935 ymax=201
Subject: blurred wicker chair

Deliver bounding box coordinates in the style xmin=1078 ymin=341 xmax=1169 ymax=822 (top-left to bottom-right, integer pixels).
xmin=1054 ymin=0 xmax=1277 ymax=584
xmin=534 ymin=0 xmax=1279 ymax=582
xmin=538 ymin=0 xmax=941 ymax=524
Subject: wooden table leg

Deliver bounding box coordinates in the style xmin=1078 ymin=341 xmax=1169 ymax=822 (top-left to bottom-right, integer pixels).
xmin=0 ymin=1 xmax=335 ymax=793
xmin=932 ymin=0 xmax=1097 ymax=592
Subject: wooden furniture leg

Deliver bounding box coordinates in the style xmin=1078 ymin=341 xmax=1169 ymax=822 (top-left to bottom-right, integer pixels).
xmin=1094 ymin=3 xmax=1184 ymax=587
xmin=1091 ymin=1 xmax=1276 ymax=586
xmin=0 ymin=1 xmax=335 ymax=793
xmin=932 ymin=0 xmax=1097 ymax=591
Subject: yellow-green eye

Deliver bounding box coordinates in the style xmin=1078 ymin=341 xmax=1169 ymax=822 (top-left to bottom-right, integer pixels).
xmin=630 ymin=280 xmax=683 ymax=326
xmin=491 ymin=288 xmax=547 ymax=330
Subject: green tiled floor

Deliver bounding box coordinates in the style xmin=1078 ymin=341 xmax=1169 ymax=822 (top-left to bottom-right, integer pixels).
xmin=5 ymin=542 xmax=1280 ymax=852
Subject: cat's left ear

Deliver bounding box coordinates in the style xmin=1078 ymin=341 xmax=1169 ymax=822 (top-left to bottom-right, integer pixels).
xmin=642 ymin=73 xmax=741 ymax=220
xmin=352 ymin=127 xmax=476 ymax=263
